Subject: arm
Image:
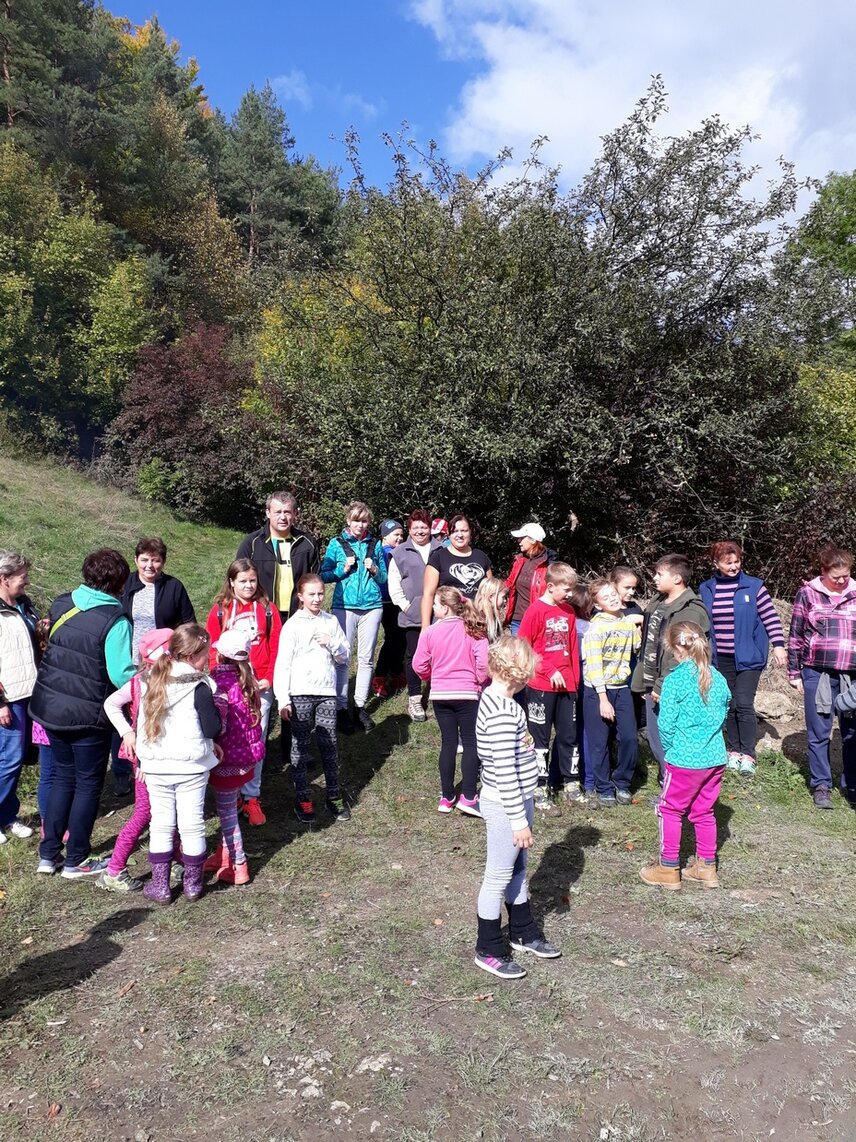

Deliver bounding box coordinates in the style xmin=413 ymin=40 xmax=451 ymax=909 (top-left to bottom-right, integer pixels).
xmin=411 ymin=628 xmax=433 ymax=680
xmin=205 ymin=605 xmax=222 ymax=672
xmin=104 ymin=616 xmax=136 ymax=688
xmin=787 ymin=587 xmax=809 ymax=683
xmin=176 ymin=580 xmax=196 ymax=625
xmin=272 ymin=623 xmax=296 ymax=710
xmin=420 ymin=564 xmax=440 ymax=630
xmin=236 ymin=533 xmax=252 ymax=560
xmin=194 ymin=683 xmax=222 ymax=739
xmin=472 ymin=636 xmax=490 ymax=687
xmin=584 ymin=624 xmax=608 ymax=693
xmin=657 ymin=672 xmax=681 ymax=752
xmin=756 ymin=584 xmax=786 ymax=666
xmin=371 ymin=540 xmax=388 ymax=586
xmin=491 ymin=708 xmax=530 ymax=830
xmin=320 ymin=538 xmax=348 ymax=583
xmin=258 ymin=605 xmax=283 ymax=689
xmin=388 ymin=560 xmax=409 ymax=611
xmin=326 ymin=617 xmax=351 ymax=666
xmin=103 ymin=680 xmax=135 ymax=737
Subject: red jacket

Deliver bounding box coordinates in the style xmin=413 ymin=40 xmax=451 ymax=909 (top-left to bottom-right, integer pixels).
xmin=206 ymin=600 xmax=282 ymax=686
xmin=505 ymin=554 xmax=550 ymax=624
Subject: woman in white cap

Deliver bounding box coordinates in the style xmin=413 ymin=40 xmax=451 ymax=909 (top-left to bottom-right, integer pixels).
xmin=505 ymin=524 xmax=556 ymax=635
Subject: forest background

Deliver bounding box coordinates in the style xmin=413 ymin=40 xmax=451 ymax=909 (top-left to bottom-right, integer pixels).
xmin=2 ymin=0 xmax=855 ymax=592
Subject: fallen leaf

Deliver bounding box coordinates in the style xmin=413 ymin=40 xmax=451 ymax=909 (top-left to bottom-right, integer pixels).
xmin=167 ymin=965 xmax=183 ymax=978
xmin=610 ymin=958 xmax=628 ymax=968
xmin=204 ymin=995 xmax=216 ymax=1005
xmin=21 ymin=936 xmax=33 ymax=945
xmin=433 ymin=918 xmax=443 ymax=927
xmin=47 ymin=1103 xmax=61 ymax=1119
xmin=623 ymin=842 xmax=635 ymax=852
xmin=117 ymin=980 xmax=137 ymax=998
xmin=321 ymin=892 xmax=331 ymax=899
xmin=474 ymin=993 xmax=494 ymax=1002
xmin=561 ymin=894 xmax=571 ymax=905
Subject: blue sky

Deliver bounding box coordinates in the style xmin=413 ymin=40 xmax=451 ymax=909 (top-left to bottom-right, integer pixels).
xmin=118 ymin=0 xmax=856 ymax=202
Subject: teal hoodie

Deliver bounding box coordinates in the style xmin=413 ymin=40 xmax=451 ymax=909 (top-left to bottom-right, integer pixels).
xmin=320 ymin=533 xmax=387 ymax=610
xmin=658 ymin=659 xmax=729 ymax=769
xmin=71 ymin=585 xmax=135 ymax=688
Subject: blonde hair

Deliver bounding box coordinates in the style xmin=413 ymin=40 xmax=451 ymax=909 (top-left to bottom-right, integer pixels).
xmin=667 ymin=622 xmax=712 ymax=701
xmin=435 ymin=585 xmax=484 ymax=639
xmin=587 ymin=577 xmax=612 ymax=607
xmin=472 ymin=578 xmax=508 ymax=643
xmin=488 ymin=634 xmax=537 ymax=687
xmin=345 ymin=500 xmax=372 ymax=527
xmin=546 ymin=561 xmax=577 ymax=587
xmin=143 ymin=623 xmax=210 ymax=741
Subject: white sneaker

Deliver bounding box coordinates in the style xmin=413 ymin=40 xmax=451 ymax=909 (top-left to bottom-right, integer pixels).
xmin=0 ymin=829 xmax=7 ymax=844
xmin=9 ymin=819 xmax=33 ymax=839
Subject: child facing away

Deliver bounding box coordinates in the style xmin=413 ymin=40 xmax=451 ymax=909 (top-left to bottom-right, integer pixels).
xmin=274 ymin=573 xmax=352 ymax=825
xmin=474 ymin=634 xmax=561 ymax=980
xmin=472 ymin=577 xmax=509 ymax=644
xmin=640 ymin=622 xmax=730 ymax=891
xmin=135 ymin=623 xmax=222 ymax=904
xmin=204 ymin=628 xmax=266 ymax=885
xmin=412 ymin=586 xmax=489 ymax=816
xmin=518 ymin=562 xmax=580 ymax=805
xmin=99 ymin=627 xmax=176 ymax=892
xmin=582 ymin=578 xmax=642 ymax=807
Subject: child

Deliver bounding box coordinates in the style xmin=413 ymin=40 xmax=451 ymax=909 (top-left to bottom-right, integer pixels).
xmin=372 ymin=519 xmax=407 ymax=698
xmin=412 ymin=586 xmax=489 ymax=815
xmin=474 ymin=634 xmax=561 ymax=979
xmin=205 ymin=628 xmax=266 ymax=884
xmin=274 ymin=573 xmax=352 ymax=824
xmin=518 ymin=563 xmax=579 ymax=805
xmin=640 ymin=622 xmax=730 ymax=890
xmin=99 ymin=627 xmax=176 ymax=892
xmin=582 ymin=579 xmax=642 ymax=807
xmin=473 ymin=578 xmax=510 ymax=644
xmin=630 ymin=554 xmax=710 ymax=779
xmin=136 ymin=623 xmax=221 ymax=904
xmin=610 ymin=566 xmax=643 ymax=618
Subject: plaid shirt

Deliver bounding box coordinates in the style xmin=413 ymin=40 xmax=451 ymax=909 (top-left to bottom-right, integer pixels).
xmin=787 ymin=577 xmax=856 ymax=679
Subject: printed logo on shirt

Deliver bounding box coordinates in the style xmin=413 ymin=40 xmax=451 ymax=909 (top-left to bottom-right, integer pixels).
xmin=544 ymin=615 xmax=570 ymax=656
xmin=231 ymin=611 xmax=260 ymax=645
xmin=448 ymin=561 xmax=487 ymax=594
xmin=527 ymin=699 xmax=546 ymax=725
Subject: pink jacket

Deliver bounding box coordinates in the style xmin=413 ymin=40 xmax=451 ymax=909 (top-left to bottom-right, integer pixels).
xmin=412 ymin=617 xmax=489 ymax=700
xmin=209 ymin=664 xmax=266 ymax=792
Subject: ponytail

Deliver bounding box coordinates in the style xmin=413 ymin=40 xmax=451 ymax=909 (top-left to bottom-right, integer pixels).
xmin=667 ymin=621 xmax=712 ymax=701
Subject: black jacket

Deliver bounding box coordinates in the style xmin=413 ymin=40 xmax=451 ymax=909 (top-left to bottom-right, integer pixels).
xmin=122 ymin=572 xmax=196 ymax=629
xmin=236 ymin=525 xmax=320 ymax=617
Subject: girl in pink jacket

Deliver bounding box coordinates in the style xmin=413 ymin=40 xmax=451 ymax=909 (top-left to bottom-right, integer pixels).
xmin=413 ymin=586 xmax=489 ymax=816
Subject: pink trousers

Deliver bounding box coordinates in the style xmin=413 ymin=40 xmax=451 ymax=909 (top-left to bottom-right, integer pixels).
xmin=657 ymin=763 xmax=725 ymax=863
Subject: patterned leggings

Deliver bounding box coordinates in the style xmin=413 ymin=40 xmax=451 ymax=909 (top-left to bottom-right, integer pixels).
xmin=215 ymin=789 xmax=246 ymax=865
xmin=290 ymin=696 xmax=340 ymax=799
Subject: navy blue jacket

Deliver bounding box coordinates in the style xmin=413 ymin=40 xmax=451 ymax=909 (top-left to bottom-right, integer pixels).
xmin=699 ymin=573 xmax=769 ymax=671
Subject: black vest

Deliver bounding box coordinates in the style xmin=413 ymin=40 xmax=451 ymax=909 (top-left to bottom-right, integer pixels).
xmin=29 ymin=594 xmax=127 ymax=732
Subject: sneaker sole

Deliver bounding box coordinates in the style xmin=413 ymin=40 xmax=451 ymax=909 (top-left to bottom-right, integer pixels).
xmin=473 ymin=955 xmax=527 ymax=980
xmin=437 ymin=805 xmax=456 ymax=814
xmin=61 ymin=868 xmax=104 ymax=879
xmin=681 ymin=874 xmax=720 ymax=889
xmin=457 ymin=806 xmax=482 ymax=818
xmin=510 ymin=941 xmax=562 ymax=959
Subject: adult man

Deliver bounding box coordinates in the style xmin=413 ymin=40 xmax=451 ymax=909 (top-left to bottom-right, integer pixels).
xmin=236 ymin=493 xmax=320 ymax=621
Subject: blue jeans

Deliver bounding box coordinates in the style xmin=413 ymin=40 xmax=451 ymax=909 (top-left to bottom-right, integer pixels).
xmin=37 ymin=743 xmax=56 ymax=820
xmin=0 ymin=699 xmax=28 ymax=827
xmin=583 ymin=685 xmax=638 ymax=795
xmin=802 ymin=667 xmax=856 ymax=793
xmin=40 ymin=729 xmax=110 ymax=868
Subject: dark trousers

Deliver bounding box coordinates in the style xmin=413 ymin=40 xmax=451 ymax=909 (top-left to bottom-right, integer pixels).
xmin=716 ymin=654 xmax=761 ymax=758
xmin=644 ymin=693 xmax=666 ymax=776
xmin=404 ymin=627 xmax=422 ymax=697
xmin=433 ymin=699 xmax=479 ymax=799
xmin=526 ymin=687 xmax=576 ymax=783
xmin=40 ymin=729 xmax=111 ymax=868
xmin=582 ymin=685 xmax=638 ymax=795
xmin=375 ymin=602 xmax=406 ymax=678
xmin=802 ymin=667 xmax=856 ymax=793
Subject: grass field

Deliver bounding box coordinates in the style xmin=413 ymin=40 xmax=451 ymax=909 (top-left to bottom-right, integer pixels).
xmin=1 ymin=458 xmax=856 ymax=1140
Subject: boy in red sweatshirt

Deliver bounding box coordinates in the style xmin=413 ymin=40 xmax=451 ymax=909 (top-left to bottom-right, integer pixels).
xmin=518 ymin=562 xmax=580 ymax=804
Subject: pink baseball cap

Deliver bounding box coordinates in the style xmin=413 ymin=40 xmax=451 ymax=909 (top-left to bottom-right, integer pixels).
xmin=138 ymin=627 xmax=174 ymax=665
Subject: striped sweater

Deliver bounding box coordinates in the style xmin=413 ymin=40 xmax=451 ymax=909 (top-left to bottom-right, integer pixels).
xmin=582 ymin=612 xmax=641 ymax=692
xmin=476 ymin=683 xmax=539 ymax=829
xmin=708 ymin=577 xmax=783 ymax=656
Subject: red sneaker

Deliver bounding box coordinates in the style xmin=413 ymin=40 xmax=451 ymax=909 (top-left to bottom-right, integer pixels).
xmin=242 ymin=797 xmax=266 ymax=826
xmin=219 ymin=859 xmax=250 ymax=886
xmin=370 ymin=676 xmax=389 ymax=698
xmin=203 ymin=839 xmax=228 ymax=875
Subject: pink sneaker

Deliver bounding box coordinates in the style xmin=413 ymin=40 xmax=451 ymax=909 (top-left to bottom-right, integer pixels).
xmin=437 ymin=796 xmax=456 ymax=814
xmin=457 ymin=795 xmax=482 ymax=818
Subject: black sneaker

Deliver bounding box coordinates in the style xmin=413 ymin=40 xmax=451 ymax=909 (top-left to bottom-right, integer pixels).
xmin=597 ymin=793 xmax=618 ymax=808
xmin=510 ymin=935 xmax=562 ymax=959
xmin=336 ymin=709 xmax=354 ymax=735
xmin=326 ymin=796 xmax=352 ymax=822
xmin=615 ymin=789 xmax=633 ymax=805
xmin=813 ymin=786 xmax=834 ymax=810
xmin=354 ymin=707 xmax=374 ymax=732
xmin=113 ymin=772 xmax=133 ymax=798
xmin=294 ymin=797 xmax=317 ymax=824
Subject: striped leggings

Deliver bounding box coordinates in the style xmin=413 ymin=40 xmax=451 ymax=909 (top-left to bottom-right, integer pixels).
xmin=215 ymin=789 xmax=246 ymax=865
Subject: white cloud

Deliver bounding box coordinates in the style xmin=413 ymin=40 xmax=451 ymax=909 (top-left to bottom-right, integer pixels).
xmin=272 ymin=70 xmax=313 ymax=110
xmin=272 ymin=69 xmax=379 ymax=124
xmin=410 ymin=0 xmax=856 ymax=202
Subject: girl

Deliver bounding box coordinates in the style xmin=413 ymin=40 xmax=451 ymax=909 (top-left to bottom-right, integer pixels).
xmin=582 ymin=578 xmax=641 ymax=807
xmin=640 ymin=622 xmax=730 ymax=891
xmin=136 ymin=624 xmax=221 ymax=904
xmin=99 ymin=627 xmax=176 ymax=892
xmin=474 ymin=634 xmax=561 ymax=980
xmin=205 ymin=628 xmax=265 ymax=885
xmin=473 ymin=578 xmax=509 ymax=644
xmin=0 ymin=550 xmax=39 ymax=845
xmin=321 ymin=501 xmax=387 ymax=735
xmin=412 ymin=586 xmax=489 ymax=816
xmin=274 ymin=574 xmax=351 ymax=824
xmin=206 ymin=558 xmax=282 ymax=826
xmin=610 ymin=566 xmax=643 ymax=618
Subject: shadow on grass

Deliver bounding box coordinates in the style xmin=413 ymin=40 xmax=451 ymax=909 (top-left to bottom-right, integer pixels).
xmin=530 ymin=823 xmax=602 ymax=922
xmin=0 ymin=907 xmax=149 ymax=1019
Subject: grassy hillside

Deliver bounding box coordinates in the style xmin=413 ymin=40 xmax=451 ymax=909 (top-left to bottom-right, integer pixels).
xmin=0 ymin=454 xmax=243 ymax=614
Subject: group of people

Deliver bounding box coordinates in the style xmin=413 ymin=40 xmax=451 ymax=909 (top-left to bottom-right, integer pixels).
xmin=1 ymin=489 xmax=855 ymax=979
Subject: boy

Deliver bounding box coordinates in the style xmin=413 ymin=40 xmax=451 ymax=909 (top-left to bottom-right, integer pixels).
xmin=518 ymin=562 xmax=579 ymax=804
xmin=630 ymin=554 xmax=710 ymax=777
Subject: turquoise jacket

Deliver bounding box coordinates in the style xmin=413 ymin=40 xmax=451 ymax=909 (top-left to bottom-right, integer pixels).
xmin=70 ymin=585 xmax=135 ymax=688
xmin=321 ymin=532 xmax=387 ymax=610
xmin=658 ymin=659 xmax=729 ymax=769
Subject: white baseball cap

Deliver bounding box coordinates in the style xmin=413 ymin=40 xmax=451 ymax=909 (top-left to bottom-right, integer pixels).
xmin=213 ymin=628 xmax=252 ymax=661
xmin=510 ymin=522 xmax=546 ymax=543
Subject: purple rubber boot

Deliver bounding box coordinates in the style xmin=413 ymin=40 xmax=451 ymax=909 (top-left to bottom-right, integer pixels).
xmin=182 ymin=853 xmax=205 ymax=902
xmin=143 ymin=852 xmax=173 ymax=905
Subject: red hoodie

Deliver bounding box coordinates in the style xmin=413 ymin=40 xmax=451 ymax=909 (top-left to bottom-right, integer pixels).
xmin=206 ymin=600 xmax=282 ymax=686
xmin=519 ymin=597 xmax=579 ymax=692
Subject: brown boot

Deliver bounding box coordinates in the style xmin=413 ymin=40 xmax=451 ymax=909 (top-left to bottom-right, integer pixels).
xmin=681 ymin=856 xmax=720 ymax=889
xmin=639 ymin=861 xmax=681 ymax=891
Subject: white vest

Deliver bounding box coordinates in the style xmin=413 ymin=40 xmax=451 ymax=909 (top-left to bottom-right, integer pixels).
xmin=0 ymin=609 xmax=38 ymax=702
xmin=137 ymin=662 xmax=218 ymax=775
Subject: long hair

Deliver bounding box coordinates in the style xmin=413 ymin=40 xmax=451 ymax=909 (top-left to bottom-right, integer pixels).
xmin=667 ymin=621 xmax=712 ymax=701
xmin=472 ymin=578 xmax=508 ymax=643
xmin=217 ymin=655 xmax=261 ymax=726
xmin=214 ymin=558 xmax=269 ymax=609
xmin=436 ymin=585 xmax=484 ymax=639
xmin=143 ymin=623 xmax=210 ymax=741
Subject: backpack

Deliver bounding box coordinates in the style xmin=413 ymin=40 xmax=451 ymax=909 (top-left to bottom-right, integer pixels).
xmin=338 ymin=535 xmax=376 ymax=575
xmin=217 ymin=601 xmax=273 ymax=640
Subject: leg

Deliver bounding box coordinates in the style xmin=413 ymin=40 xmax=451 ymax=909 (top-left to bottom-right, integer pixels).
xmin=433 ymin=701 xmax=460 ymax=800
xmin=656 ymin=764 xmax=705 ymax=866
xmin=732 ymin=667 xmax=761 ymax=758
xmin=404 ymin=627 xmax=422 ymax=697
xmin=645 ymin=694 xmax=666 ymax=776
xmin=333 ymin=608 xmax=357 ymax=710
xmin=802 ymin=668 xmax=834 ymax=789
xmin=215 ymin=788 xmax=246 ymax=865
xmin=375 ymin=603 xmax=399 ymax=678
xmin=314 ymin=697 xmax=341 ymax=800
xmin=241 ymin=689 xmax=273 ymax=800
xmin=610 ymin=687 xmax=639 ymax=792
xmin=686 ymin=766 xmax=725 ymax=862
xmin=145 ymin=773 xmax=178 ymax=853
xmin=353 ymin=608 xmax=383 ymax=708
xmin=0 ymin=699 xmax=28 ymax=828
xmin=106 ymin=774 xmax=152 ymax=875
xmin=40 ymin=733 xmax=76 ymax=862
xmin=717 ymin=653 xmax=740 ymax=753
xmin=838 ymin=676 xmax=856 ymax=798
xmin=36 ymin=743 xmax=55 ymax=823
xmin=64 ymin=731 xmax=110 ymax=868
xmin=550 ymin=692 xmax=577 ymax=784
xmin=582 ymin=686 xmax=612 ymax=796
xmin=173 ymin=771 xmax=209 ymax=858
xmin=477 ymin=796 xmax=527 ymax=921
xmin=503 ymin=797 xmax=534 ymax=907
xmin=289 ymin=696 xmax=315 ymax=798
xmin=457 ymin=700 xmax=480 ymax=800
xmin=526 ymin=687 xmax=551 ymax=779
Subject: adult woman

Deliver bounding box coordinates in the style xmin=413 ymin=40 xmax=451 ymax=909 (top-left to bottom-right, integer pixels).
xmin=787 ymin=545 xmax=856 ymax=810
xmin=421 ymin=515 xmax=493 ymax=629
xmin=30 ymin=548 xmax=135 ymax=878
xmin=206 ymin=558 xmax=282 ymax=826
xmin=699 ymin=540 xmax=786 ymax=776
xmin=321 ymin=501 xmax=387 ymax=734
xmin=0 ymin=552 xmax=40 ymax=844
xmin=388 ymin=508 xmax=443 ymax=721
xmin=504 ymin=523 xmax=555 ymax=634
